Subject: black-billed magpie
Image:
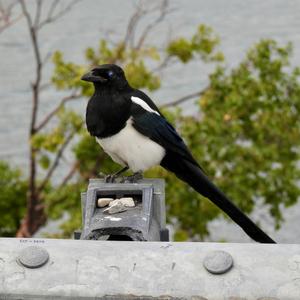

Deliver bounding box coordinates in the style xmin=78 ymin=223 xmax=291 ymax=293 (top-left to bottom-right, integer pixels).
xmin=82 ymin=64 xmax=275 ymax=243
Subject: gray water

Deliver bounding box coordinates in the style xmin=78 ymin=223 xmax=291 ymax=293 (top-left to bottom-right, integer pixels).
xmin=1 ymin=0 xmax=300 ymax=242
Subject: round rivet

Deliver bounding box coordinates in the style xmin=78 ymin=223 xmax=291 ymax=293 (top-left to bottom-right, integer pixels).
xmin=18 ymin=246 xmax=49 ymax=269
xmin=203 ymin=250 xmax=233 ymax=274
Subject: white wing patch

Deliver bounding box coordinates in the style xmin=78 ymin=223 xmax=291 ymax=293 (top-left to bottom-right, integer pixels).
xmin=131 ymin=96 xmax=160 ymax=115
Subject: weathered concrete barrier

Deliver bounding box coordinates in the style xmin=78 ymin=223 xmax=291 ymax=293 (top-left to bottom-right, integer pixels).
xmin=0 ymin=238 xmax=300 ymax=299
xmin=1 ymin=178 xmax=298 ymax=299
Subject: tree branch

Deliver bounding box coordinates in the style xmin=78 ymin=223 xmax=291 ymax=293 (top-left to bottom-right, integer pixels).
xmin=58 ymin=162 xmax=79 ymax=188
xmin=123 ymin=2 xmax=145 ymax=47
xmin=38 ymin=131 xmax=77 ymax=193
xmin=35 ymin=93 xmax=81 ymax=132
xmin=33 ymin=0 xmax=42 ymax=29
xmin=38 ymin=0 xmax=79 ymax=29
xmin=135 ymin=0 xmax=172 ymax=50
xmin=124 ymin=1 xmax=173 ymax=49
xmin=16 ymin=0 xmax=81 ymax=237
xmin=160 ymin=88 xmax=208 ymax=108
xmin=20 ymin=0 xmax=42 ymax=135
xmin=151 ymin=55 xmax=173 ymax=73
xmin=0 ymin=0 xmax=21 ymax=34
xmin=46 ymin=0 xmax=59 ymax=21
xmin=19 ymin=0 xmax=42 ymax=236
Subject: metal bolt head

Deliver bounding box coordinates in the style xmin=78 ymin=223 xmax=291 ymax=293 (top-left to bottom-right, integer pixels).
xmin=203 ymin=250 xmax=233 ymax=274
xmin=18 ymin=246 xmax=49 ymax=269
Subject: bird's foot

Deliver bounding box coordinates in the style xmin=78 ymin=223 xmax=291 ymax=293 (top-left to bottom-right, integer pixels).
xmin=99 ymin=166 xmax=129 ymax=183
xmin=104 ymin=174 xmax=117 ymax=183
xmin=97 ymin=172 xmax=116 ymax=183
xmin=122 ymin=171 xmax=143 ymax=183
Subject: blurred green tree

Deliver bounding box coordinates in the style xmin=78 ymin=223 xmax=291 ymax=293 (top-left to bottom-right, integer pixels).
xmin=0 ymin=162 xmax=27 ymax=236
xmin=1 ymin=1 xmax=299 ymax=241
xmin=159 ymin=40 xmax=300 ymax=240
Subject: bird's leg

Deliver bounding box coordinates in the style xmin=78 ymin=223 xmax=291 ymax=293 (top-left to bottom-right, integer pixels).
xmin=104 ymin=166 xmax=129 ymax=183
xmin=122 ymin=171 xmax=143 ymax=183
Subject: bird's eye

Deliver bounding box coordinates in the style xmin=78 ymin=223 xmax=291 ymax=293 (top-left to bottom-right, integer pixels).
xmin=107 ymin=70 xmax=114 ymax=78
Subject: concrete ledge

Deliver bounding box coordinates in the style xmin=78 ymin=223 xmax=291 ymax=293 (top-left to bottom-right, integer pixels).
xmin=0 ymin=238 xmax=299 ymax=299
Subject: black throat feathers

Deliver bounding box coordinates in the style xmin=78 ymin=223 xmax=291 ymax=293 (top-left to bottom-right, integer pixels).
xmin=86 ymin=85 xmax=132 ymax=138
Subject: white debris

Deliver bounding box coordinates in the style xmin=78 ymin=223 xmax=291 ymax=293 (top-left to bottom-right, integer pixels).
xmin=108 ymin=197 xmax=135 ymax=208
xmin=119 ymin=197 xmax=135 ymax=207
xmin=104 ymin=201 xmax=127 ymax=214
xmin=100 ymin=197 xmax=135 ymax=214
xmin=108 ymin=200 xmax=117 ymax=207
xmin=97 ymin=198 xmax=114 ymax=208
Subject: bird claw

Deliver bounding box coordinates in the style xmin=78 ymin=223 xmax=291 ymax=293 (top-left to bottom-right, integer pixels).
xmin=99 ymin=170 xmax=143 ymax=183
xmin=104 ymin=174 xmax=117 ymax=183
xmin=97 ymin=172 xmax=117 ymax=183
xmin=121 ymin=172 xmax=143 ymax=183
xmin=98 ymin=166 xmax=129 ymax=183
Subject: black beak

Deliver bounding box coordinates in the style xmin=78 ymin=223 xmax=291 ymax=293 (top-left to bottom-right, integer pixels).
xmin=81 ymin=71 xmax=107 ymax=83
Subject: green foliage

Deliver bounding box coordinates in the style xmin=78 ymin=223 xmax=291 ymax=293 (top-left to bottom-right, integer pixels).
xmin=52 ymin=51 xmax=93 ymax=97
xmin=52 ymin=39 xmax=161 ymax=95
xmin=167 ymin=38 xmax=193 ymax=63
xmin=167 ymin=24 xmax=224 ymax=63
xmin=0 ymin=162 xmax=27 ymax=236
xmin=124 ymin=61 xmax=160 ymax=91
xmin=72 ymin=132 xmax=113 ymax=178
xmin=31 ymin=106 xmax=83 ymax=174
xmin=73 ymin=133 xmax=100 ymax=176
xmin=44 ymin=182 xmax=84 ymax=238
xmin=57 ymin=107 xmax=83 ymax=131
xmin=39 ymin=154 xmax=51 ymax=170
xmin=162 ymin=39 xmax=300 ymax=238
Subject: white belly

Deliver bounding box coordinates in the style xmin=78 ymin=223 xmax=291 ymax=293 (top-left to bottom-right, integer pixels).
xmin=96 ymin=119 xmax=165 ymax=172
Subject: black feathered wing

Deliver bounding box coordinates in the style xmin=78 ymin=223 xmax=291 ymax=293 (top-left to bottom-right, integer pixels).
xmin=131 ymin=102 xmax=200 ymax=168
xmin=131 ymin=103 xmax=275 ymax=243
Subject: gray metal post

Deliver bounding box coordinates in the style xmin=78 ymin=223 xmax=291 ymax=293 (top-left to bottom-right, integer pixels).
xmin=79 ymin=178 xmax=169 ymax=241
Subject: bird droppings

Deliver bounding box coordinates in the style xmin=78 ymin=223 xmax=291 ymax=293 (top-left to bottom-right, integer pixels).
xmin=104 ymin=216 xmax=122 ymax=221
xmin=97 ymin=198 xmax=114 ymax=207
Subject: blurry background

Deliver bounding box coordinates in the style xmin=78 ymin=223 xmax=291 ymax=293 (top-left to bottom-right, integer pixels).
xmin=1 ymin=0 xmax=300 ymax=242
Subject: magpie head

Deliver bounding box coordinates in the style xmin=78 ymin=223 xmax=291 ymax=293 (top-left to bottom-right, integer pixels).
xmin=81 ymin=64 xmax=128 ymax=90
